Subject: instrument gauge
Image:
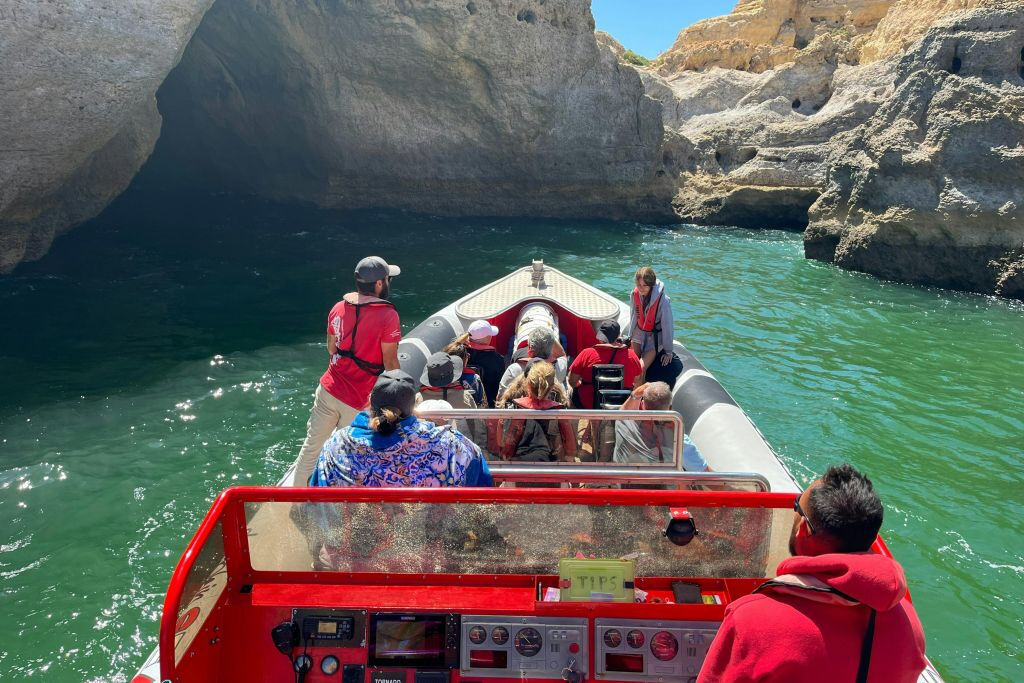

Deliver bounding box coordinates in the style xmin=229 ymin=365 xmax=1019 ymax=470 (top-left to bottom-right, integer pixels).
xmin=514 ymin=627 xmax=543 ymax=657
xmin=626 ymin=629 xmax=645 ymax=649
xmin=603 ymin=629 xmax=622 ymax=648
xmin=491 ymin=626 xmax=509 ymax=645
xmin=650 ymin=631 xmax=679 ymax=661
xmin=468 ymin=625 xmax=487 ymax=644
xmin=320 ymin=655 xmax=340 ymax=675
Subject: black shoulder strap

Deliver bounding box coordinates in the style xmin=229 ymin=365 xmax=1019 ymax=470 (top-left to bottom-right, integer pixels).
xmin=856 ymin=608 xmax=876 ymax=683
xmin=334 ymin=299 xmax=395 ymax=376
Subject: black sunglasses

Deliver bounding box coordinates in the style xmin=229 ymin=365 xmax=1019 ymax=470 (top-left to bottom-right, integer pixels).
xmin=793 ymin=495 xmax=816 ymax=535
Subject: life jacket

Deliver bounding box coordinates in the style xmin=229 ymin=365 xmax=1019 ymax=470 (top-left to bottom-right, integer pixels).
xmin=508 ymin=397 xmax=565 ymax=462
xmin=334 ymin=299 xmax=395 ymax=376
xmin=421 ymin=383 xmax=465 ymax=403
xmin=631 ymin=284 xmax=663 ymax=333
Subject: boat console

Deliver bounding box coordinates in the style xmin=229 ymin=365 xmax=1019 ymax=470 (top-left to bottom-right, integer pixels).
xmin=158 ymin=486 xmax=798 ymax=682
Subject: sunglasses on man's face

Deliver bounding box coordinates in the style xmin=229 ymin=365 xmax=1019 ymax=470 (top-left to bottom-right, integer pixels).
xmin=793 ymin=495 xmax=816 ymax=535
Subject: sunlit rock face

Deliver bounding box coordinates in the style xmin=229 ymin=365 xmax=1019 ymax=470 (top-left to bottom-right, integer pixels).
xmin=657 ymin=0 xmax=893 ymax=74
xmin=0 ymin=0 xmax=214 ymax=273
xmin=639 ymin=0 xmax=1023 ymax=297
xmin=141 ymin=0 xmax=675 ymax=222
xmin=805 ymin=3 xmax=1024 ymax=297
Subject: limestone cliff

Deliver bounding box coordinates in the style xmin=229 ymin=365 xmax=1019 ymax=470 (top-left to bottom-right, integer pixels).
xmin=657 ymin=0 xmax=892 ymax=74
xmin=139 ymin=0 xmax=674 ymax=222
xmin=0 ymin=0 xmax=214 ymax=273
xmin=643 ymin=0 xmax=1024 ymax=297
xmin=805 ymin=4 xmax=1024 ymax=297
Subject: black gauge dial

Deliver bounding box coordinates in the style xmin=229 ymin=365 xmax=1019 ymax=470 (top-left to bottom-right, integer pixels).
xmin=514 ymin=627 xmax=543 ymax=657
xmin=492 ymin=626 xmax=509 ymax=645
xmin=626 ymin=629 xmax=645 ymax=649
xmin=603 ymin=629 xmax=623 ymax=648
xmin=468 ymin=625 xmax=487 ymax=644
xmin=651 ymin=631 xmax=679 ymax=661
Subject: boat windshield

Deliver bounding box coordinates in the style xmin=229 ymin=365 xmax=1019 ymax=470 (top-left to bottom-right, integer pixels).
xmin=245 ymin=492 xmax=791 ymax=579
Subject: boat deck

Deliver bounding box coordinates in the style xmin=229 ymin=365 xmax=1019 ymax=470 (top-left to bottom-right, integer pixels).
xmin=455 ymin=266 xmax=620 ymax=321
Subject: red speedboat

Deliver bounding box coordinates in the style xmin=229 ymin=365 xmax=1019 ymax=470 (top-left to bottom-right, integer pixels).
xmin=132 ymin=263 xmax=943 ymax=682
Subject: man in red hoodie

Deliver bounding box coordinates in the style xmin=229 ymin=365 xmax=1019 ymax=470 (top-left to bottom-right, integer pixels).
xmin=699 ymin=464 xmax=927 ymax=683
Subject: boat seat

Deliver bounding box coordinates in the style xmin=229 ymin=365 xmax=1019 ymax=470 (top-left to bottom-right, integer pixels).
xmin=598 ymin=389 xmax=632 ymax=410
xmin=592 ymin=363 xmax=625 ymax=408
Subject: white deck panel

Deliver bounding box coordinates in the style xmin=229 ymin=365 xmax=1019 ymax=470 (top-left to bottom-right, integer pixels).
xmin=455 ymin=267 xmax=620 ymax=321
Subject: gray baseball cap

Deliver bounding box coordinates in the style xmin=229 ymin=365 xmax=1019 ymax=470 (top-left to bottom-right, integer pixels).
xmin=370 ymin=369 xmax=417 ymax=416
xmin=355 ymin=256 xmax=401 ymax=283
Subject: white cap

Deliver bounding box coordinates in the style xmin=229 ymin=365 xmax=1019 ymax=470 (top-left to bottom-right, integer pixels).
xmin=415 ymin=399 xmax=454 ymax=413
xmin=468 ymin=319 xmax=499 ymax=340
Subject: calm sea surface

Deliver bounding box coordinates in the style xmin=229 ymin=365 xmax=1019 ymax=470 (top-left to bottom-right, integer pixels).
xmin=0 ymin=192 xmax=1021 ymax=682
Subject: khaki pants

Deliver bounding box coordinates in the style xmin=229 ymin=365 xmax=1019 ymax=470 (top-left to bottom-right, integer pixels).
xmin=292 ymin=384 xmax=361 ymax=486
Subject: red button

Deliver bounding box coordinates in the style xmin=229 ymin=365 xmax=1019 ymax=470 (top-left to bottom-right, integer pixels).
xmin=569 ymin=643 xmax=579 ymax=654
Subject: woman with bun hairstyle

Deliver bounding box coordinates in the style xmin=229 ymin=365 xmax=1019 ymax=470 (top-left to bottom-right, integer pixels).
xmin=628 ymin=266 xmax=677 ymax=382
xmin=311 ymin=369 xmax=492 ymax=487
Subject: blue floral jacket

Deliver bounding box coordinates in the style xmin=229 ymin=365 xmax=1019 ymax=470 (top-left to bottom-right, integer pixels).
xmin=310 ymin=412 xmax=493 ymax=487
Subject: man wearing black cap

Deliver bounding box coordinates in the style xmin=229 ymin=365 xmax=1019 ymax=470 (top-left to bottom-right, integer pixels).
xmin=292 ymin=256 xmax=402 ymax=486
xmin=567 ymin=319 xmax=642 ymax=410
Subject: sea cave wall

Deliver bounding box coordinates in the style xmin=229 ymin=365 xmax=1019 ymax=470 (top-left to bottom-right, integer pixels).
xmin=135 ymin=0 xmax=675 ymax=222
xmin=0 ymin=0 xmax=214 ymax=274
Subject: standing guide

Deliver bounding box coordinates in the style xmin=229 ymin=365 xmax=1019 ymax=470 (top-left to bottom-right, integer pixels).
xmin=292 ymin=256 xmax=402 ymax=486
xmin=628 ymin=266 xmax=682 ymax=387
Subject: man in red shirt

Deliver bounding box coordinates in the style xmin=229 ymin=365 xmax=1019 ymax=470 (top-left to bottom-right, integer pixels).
xmin=699 ymin=464 xmax=927 ymax=683
xmin=291 ymin=256 xmax=402 ymax=485
xmin=568 ymin=320 xmax=641 ymax=409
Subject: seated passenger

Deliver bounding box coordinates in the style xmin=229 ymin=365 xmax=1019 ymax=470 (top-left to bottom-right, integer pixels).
xmin=418 ymin=351 xmax=479 ymax=409
xmin=311 ymin=370 xmax=492 ymax=487
xmin=463 ymin=320 xmax=507 ymax=408
xmin=568 ymin=319 xmax=642 ymax=409
xmin=442 ymin=338 xmax=486 ymax=406
xmin=699 ymin=465 xmax=927 ymax=683
xmin=497 ymin=359 xmax=577 ymax=462
xmin=498 ymin=327 xmax=569 ymax=398
xmin=612 ymin=382 xmax=709 ymax=471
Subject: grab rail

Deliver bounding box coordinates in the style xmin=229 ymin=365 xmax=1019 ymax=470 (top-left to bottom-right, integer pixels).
xmin=416 ymin=408 xmax=684 ymax=469
xmin=487 ymin=464 xmax=770 ymax=491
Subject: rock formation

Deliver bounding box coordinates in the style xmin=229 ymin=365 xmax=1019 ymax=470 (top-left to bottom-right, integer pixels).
xmin=137 ymin=0 xmax=674 ymax=223
xmin=0 ymin=0 xmax=214 ymax=273
xmin=805 ymin=3 xmax=1024 ymax=297
xmin=643 ymin=0 xmax=1024 ymax=297
xmin=657 ymin=0 xmax=893 ymax=74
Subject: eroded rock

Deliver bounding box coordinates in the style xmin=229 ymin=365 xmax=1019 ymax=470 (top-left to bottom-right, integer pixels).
xmin=805 ymin=3 xmax=1024 ymax=296
xmin=0 ymin=0 xmax=214 ymax=273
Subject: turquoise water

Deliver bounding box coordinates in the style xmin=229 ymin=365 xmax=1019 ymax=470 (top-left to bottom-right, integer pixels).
xmin=0 ymin=192 xmax=1021 ymax=681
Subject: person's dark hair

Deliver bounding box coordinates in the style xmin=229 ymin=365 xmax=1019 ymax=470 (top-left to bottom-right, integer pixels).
xmin=355 ymin=278 xmax=378 ymax=295
xmin=807 ymin=464 xmax=884 ymax=552
xmin=369 ymin=406 xmax=402 ymax=435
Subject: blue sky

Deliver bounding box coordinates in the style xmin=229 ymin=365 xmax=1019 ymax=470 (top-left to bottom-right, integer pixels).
xmin=591 ymin=0 xmax=737 ymax=59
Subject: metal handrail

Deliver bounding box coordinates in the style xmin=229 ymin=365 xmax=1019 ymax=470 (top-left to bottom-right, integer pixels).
xmin=416 ymin=408 xmax=684 ymax=470
xmin=487 ymin=465 xmax=770 ymax=491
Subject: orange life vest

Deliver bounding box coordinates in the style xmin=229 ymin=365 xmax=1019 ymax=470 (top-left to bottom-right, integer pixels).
xmin=631 ymin=287 xmax=662 ymax=333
